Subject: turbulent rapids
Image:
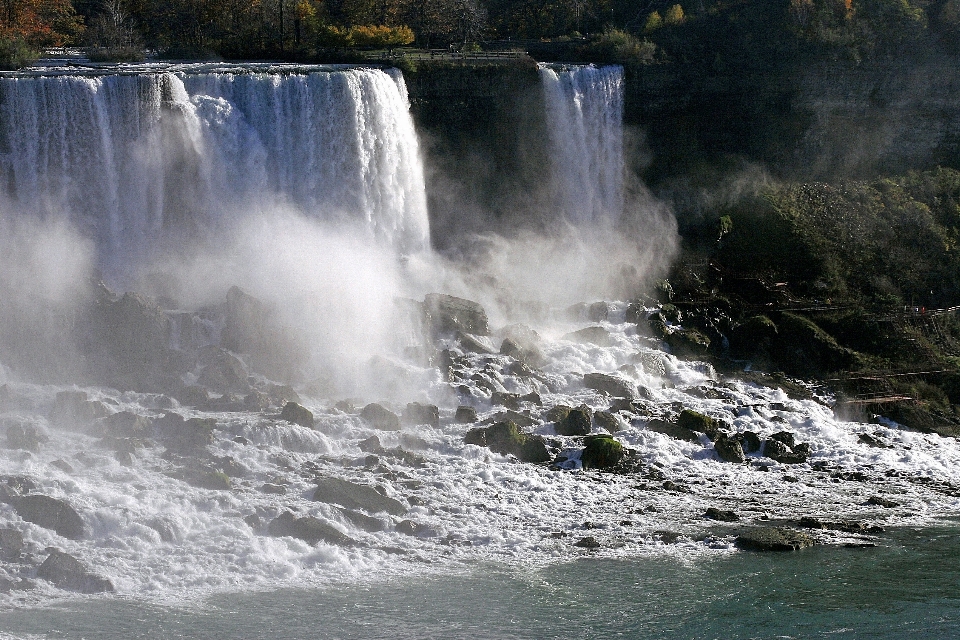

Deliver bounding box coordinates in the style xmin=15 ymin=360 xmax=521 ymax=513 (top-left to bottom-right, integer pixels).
xmin=0 ymin=63 xmax=959 ymax=608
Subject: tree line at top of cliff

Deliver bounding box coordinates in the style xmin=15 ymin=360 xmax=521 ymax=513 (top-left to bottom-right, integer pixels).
xmin=1 ymin=0 xmax=958 ymax=68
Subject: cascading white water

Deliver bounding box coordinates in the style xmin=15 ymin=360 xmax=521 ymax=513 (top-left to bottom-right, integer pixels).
xmin=0 ymin=66 xmax=430 ymax=271
xmin=539 ymin=64 xmax=625 ymax=226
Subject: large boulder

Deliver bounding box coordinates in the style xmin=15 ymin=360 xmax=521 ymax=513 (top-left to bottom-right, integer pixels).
xmin=37 ymin=550 xmax=113 ymax=592
xmin=155 ymin=413 xmax=216 ymax=452
xmin=49 ymin=391 xmax=110 ymax=429
xmin=83 ymin=291 xmax=171 ymax=390
xmin=580 ymin=435 xmax=624 ymax=470
xmin=735 ymin=527 xmax=814 ymax=551
xmin=464 ymin=421 xmax=551 ymax=463
xmin=100 ymin=411 xmax=152 ymax=438
xmin=313 ymin=477 xmax=406 ymax=515
xmin=196 ymin=346 xmax=251 ymax=395
xmin=583 ymin=373 xmax=636 ymax=399
xmin=280 ymin=402 xmax=314 ymax=429
xmin=360 ymin=403 xmax=401 ymax=431
xmin=267 ymin=511 xmax=354 ymax=546
xmin=403 ymin=403 xmax=440 ymax=428
xmin=714 ymin=434 xmax=746 ymax=463
xmin=6 ymin=423 xmax=46 ymax=452
xmin=425 ymin=293 xmax=489 ymax=336
xmin=676 ymin=409 xmax=721 ymax=440
xmin=554 ymin=405 xmax=592 ymax=436
xmin=646 ymin=418 xmax=700 ymax=443
xmin=15 ymin=495 xmax=84 ymax=539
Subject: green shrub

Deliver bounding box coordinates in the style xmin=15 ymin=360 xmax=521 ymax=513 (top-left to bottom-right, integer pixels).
xmin=0 ymin=36 xmax=38 ymax=71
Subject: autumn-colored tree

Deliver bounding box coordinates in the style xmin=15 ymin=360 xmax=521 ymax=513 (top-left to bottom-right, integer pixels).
xmin=0 ymin=0 xmax=83 ymax=46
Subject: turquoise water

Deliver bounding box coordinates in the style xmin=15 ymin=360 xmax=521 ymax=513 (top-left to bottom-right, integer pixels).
xmin=3 ymin=526 xmax=959 ymax=639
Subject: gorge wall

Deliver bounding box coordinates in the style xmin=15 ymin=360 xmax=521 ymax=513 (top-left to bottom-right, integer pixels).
xmin=405 ymin=54 xmax=960 ymax=216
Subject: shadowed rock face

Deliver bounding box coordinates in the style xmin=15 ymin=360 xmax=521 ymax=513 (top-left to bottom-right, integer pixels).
xmin=14 ymin=495 xmax=84 ymax=539
xmin=425 ymin=293 xmax=490 ymax=336
xmin=37 ymin=550 xmax=113 ymax=592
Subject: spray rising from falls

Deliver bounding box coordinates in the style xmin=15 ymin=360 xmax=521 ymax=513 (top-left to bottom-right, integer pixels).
xmin=539 ymin=64 xmax=625 ymax=226
xmin=0 ymin=66 xmax=430 ymax=271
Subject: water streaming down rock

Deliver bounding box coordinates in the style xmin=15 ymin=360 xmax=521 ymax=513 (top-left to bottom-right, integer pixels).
xmin=0 ymin=66 xmax=430 ymax=272
xmin=539 ymin=64 xmax=625 ymax=226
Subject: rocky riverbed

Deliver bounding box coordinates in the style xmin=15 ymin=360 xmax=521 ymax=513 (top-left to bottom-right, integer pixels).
xmin=2 ymin=283 xmax=960 ymax=605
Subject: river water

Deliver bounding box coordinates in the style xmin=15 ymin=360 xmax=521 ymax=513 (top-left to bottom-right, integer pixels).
xmin=1 ymin=524 xmax=958 ymax=638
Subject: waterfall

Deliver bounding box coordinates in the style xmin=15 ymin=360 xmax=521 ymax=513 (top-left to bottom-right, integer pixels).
xmin=539 ymin=64 xmax=625 ymax=226
xmin=0 ymin=67 xmax=430 ymax=272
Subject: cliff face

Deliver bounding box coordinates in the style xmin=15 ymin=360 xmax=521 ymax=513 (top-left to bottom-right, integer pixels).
xmin=405 ymin=55 xmax=960 ymax=212
xmin=403 ymin=61 xmax=551 ymax=250
xmin=626 ymin=54 xmax=960 ymax=184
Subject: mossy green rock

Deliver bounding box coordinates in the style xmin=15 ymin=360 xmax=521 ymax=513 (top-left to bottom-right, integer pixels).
xmin=677 ymin=409 xmax=719 ymax=438
xmin=555 ymin=406 xmax=591 ymax=436
xmin=464 ymin=421 xmax=550 ymax=463
xmin=580 ymin=434 xmax=624 ymax=470
xmin=735 ymin=527 xmax=814 ymax=551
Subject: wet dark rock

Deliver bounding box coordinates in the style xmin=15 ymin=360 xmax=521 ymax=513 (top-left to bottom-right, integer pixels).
xmin=677 ymin=409 xmax=720 ymax=439
xmin=15 ymin=495 xmax=84 ymax=539
xmin=196 ymin=346 xmax=251 ymax=395
xmin=6 ymin=423 xmax=46 ymax=452
xmin=464 ymin=420 xmax=550 ymax=463
xmin=259 ymin=483 xmax=287 ymax=495
xmin=562 ymin=326 xmax=612 ymax=347
xmin=396 ymin=519 xmax=429 ymax=536
xmin=0 ymin=528 xmax=23 ymax=560
xmin=157 ymin=413 xmax=216 ymax=452
xmin=243 ymin=390 xmax=272 ymax=412
xmin=84 ymin=291 xmax=171 ymax=390
xmin=313 ymin=477 xmax=406 ymax=515
xmin=268 ymin=511 xmax=354 ymax=546
xmin=174 ymin=385 xmax=211 ymax=409
xmin=737 ymin=430 xmax=762 ymax=453
xmin=455 ymin=405 xmax=478 ymax=423
xmin=867 ymin=495 xmax=900 ymax=508
xmin=574 ymin=536 xmax=601 ymax=548
xmin=49 ymin=391 xmax=109 ymax=428
xmin=37 ymin=550 xmax=113 ymax=593
xmin=663 ymin=327 xmax=712 ymax=357
xmin=594 ymin=411 xmax=620 ymax=433
xmin=457 ymin=332 xmax=495 ymax=354
xmin=735 ymin=527 xmax=814 ymax=551
xmin=360 ymin=403 xmax=401 ymax=431
xmin=358 ymin=435 xmax=384 ymax=453
xmin=764 ymin=438 xmax=810 ymax=464
xmin=858 ymin=433 xmax=889 ymax=448
xmin=280 ymin=402 xmax=314 ymax=429
xmin=403 ymin=402 xmax=440 ymax=428
xmin=101 ymin=411 xmax=152 ymax=437
xmin=491 ymin=392 xmax=522 ymax=410
xmin=580 ymin=434 xmax=624 ymax=470
xmin=769 ymin=431 xmax=797 ymax=449
xmin=425 ymin=293 xmax=489 ymax=336
xmin=555 ymin=406 xmax=592 ymax=436
xmin=341 ymin=509 xmax=387 ymax=532
xmin=705 ymin=508 xmax=740 ymax=522
xmin=714 ymin=435 xmax=746 ymax=463
xmin=646 ymin=419 xmax=700 ymax=443
xmin=583 ymin=372 xmax=636 ymax=399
